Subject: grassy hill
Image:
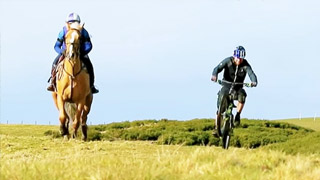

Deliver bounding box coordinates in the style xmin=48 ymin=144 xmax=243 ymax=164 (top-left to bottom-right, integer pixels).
xmin=1 ymin=119 xmax=320 ymax=179
xmin=1 ymin=118 xmax=318 ymax=154
xmin=1 ymin=123 xmax=320 ymax=180
xmin=275 ymin=118 xmax=320 ymax=131
xmin=84 ymin=119 xmax=315 ymax=150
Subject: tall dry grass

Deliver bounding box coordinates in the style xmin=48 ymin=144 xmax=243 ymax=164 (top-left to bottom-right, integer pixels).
xmin=1 ymin=134 xmax=320 ymax=180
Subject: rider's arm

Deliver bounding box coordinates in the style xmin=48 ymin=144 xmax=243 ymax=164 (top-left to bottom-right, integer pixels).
xmin=54 ymin=30 xmax=65 ymax=54
xmin=81 ymin=29 xmax=92 ymax=55
xmin=244 ymin=64 xmax=258 ymax=86
xmin=212 ymin=57 xmax=231 ymax=77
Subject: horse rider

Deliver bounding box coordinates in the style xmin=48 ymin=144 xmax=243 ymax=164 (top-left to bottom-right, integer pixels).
xmin=47 ymin=12 xmax=99 ymax=94
xmin=211 ymin=46 xmax=258 ymax=136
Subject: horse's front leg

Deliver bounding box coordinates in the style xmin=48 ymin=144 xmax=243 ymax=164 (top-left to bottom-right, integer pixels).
xmin=72 ymin=103 xmax=84 ymax=139
xmin=57 ymin=96 xmax=69 ymax=139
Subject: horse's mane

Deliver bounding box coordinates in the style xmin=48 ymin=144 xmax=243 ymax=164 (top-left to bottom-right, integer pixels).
xmin=67 ymin=22 xmax=83 ymax=31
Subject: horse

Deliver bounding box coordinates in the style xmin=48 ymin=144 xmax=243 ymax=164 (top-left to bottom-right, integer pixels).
xmin=52 ymin=22 xmax=93 ymax=141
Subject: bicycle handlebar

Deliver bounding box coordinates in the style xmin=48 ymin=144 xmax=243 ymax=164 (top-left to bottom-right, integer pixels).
xmin=216 ymin=79 xmax=253 ymax=87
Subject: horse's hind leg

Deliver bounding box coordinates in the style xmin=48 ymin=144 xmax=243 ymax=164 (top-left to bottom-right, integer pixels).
xmin=81 ymin=95 xmax=92 ymax=141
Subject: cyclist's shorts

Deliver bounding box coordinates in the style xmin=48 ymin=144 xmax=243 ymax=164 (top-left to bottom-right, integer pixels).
xmin=217 ymin=87 xmax=247 ymax=108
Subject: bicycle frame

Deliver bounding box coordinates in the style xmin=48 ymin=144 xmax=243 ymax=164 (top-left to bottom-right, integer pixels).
xmin=215 ymin=79 xmax=251 ymax=149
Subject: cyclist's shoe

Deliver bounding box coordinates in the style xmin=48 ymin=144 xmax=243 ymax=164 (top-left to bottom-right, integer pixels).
xmin=234 ymin=113 xmax=241 ymax=127
xmin=212 ymin=129 xmax=219 ymax=138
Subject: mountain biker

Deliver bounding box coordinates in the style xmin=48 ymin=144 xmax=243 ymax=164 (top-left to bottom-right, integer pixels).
xmin=211 ymin=46 xmax=257 ymax=136
xmin=47 ymin=12 xmax=99 ymax=94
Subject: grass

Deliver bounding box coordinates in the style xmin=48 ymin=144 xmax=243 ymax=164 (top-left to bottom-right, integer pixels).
xmin=263 ymin=131 xmax=320 ymax=155
xmin=0 ymin=124 xmax=58 ymax=137
xmin=87 ymin=118 xmax=314 ymax=149
xmin=275 ymin=118 xmax=320 ymax=131
xmin=1 ymin=124 xmax=320 ymax=179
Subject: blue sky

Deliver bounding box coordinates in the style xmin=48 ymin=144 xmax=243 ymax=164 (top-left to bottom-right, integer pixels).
xmin=1 ymin=0 xmax=319 ymax=125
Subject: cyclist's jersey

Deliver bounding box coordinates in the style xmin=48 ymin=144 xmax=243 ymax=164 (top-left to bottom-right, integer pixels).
xmin=212 ymin=56 xmax=258 ymax=89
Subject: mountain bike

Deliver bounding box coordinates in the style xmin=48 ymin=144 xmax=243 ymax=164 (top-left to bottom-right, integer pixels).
xmin=215 ymin=79 xmax=252 ymax=149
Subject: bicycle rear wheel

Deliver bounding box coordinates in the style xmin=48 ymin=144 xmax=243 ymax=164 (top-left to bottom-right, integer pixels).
xmin=216 ymin=94 xmax=229 ymax=137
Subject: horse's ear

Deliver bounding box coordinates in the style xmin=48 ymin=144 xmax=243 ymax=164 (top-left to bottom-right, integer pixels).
xmin=81 ymin=23 xmax=85 ymax=29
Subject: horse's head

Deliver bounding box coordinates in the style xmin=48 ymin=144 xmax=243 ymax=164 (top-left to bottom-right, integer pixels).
xmin=65 ymin=22 xmax=83 ymax=60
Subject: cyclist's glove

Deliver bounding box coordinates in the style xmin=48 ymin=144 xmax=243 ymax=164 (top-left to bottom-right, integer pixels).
xmin=251 ymin=82 xmax=257 ymax=87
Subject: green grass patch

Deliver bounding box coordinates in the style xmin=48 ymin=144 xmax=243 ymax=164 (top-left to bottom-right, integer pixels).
xmin=1 ymin=118 xmax=317 ymax=153
xmin=0 ymin=124 xmax=58 ymax=137
xmin=88 ymin=119 xmax=314 ymax=149
xmin=263 ymin=131 xmax=320 ymax=155
xmin=275 ymin=118 xmax=320 ymax=131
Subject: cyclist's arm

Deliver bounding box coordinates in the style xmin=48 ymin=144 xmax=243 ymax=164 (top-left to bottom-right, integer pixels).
xmin=212 ymin=57 xmax=231 ymax=77
xmin=244 ymin=65 xmax=258 ymax=86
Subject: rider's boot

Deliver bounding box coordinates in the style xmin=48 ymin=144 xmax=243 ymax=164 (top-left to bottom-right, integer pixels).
xmin=47 ymin=54 xmax=63 ymax=92
xmin=91 ymin=86 xmax=99 ymax=94
xmin=47 ymin=83 xmax=55 ymax=92
xmin=82 ymin=55 xmax=99 ymax=94
xmin=47 ymin=66 xmax=57 ymax=92
xmin=47 ymin=73 xmax=57 ymax=92
xmin=47 ymin=84 xmax=54 ymax=91
xmin=234 ymin=112 xmax=241 ymax=127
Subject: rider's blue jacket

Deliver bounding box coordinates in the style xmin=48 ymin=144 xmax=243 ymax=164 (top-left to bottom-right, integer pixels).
xmin=54 ymin=26 xmax=92 ymax=55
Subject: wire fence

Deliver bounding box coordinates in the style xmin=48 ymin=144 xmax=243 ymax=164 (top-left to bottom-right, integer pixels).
xmin=1 ymin=120 xmax=95 ymax=125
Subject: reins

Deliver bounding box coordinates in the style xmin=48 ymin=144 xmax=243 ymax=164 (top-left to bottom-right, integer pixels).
xmin=62 ymin=59 xmax=83 ymax=80
xmin=62 ymin=57 xmax=83 ymax=99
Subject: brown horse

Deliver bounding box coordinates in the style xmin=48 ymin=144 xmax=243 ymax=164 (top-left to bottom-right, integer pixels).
xmin=52 ymin=22 xmax=93 ymax=141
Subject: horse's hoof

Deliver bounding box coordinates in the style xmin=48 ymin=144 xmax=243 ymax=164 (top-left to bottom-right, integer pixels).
xmin=63 ymin=135 xmax=69 ymax=141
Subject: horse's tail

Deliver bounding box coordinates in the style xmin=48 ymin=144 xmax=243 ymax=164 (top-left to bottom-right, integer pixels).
xmin=64 ymin=102 xmax=76 ymax=126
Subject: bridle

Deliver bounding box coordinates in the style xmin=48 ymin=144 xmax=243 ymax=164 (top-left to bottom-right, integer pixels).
xmin=62 ymin=28 xmax=83 ymax=98
xmin=64 ymin=28 xmax=82 ymax=79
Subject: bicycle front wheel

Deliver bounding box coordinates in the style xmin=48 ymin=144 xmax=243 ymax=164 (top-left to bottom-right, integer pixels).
xmin=216 ymin=94 xmax=229 ymax=137
xmin=221 ymin=119 xmax=231 ymax=149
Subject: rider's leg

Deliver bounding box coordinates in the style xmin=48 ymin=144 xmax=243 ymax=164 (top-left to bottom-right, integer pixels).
xmin=235 ymin=89 xmax=247 ymax=126
xmin=82 ymin=55 xmax=99 ymax=94
xmin=47 ymin=54 xmax=62 ymax=91
xmin=236 ymin=102 xmax=244 ymax=114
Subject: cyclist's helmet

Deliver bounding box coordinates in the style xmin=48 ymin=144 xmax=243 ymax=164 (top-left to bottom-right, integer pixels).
xmin=233 ymin=46 xmax=246 ymax=59
xmin=66 ymin=13 xmax=81 ymax=23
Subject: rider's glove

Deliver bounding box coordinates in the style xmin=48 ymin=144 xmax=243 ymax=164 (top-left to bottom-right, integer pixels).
xmin=211 ymin=76 xmax=217 ymax=82
xmin=251 ymin=82 xmax=257 ymax=87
